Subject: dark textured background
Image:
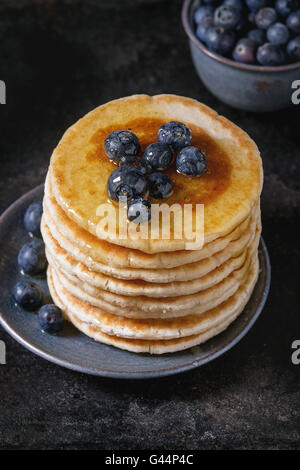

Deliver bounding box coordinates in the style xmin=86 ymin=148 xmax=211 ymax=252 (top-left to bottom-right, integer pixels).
xmin=0 ymin=0 xmax=299 ymax=450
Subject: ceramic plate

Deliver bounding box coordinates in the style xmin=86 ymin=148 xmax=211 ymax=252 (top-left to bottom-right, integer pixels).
xmin=0 ymin=185 xmax=271 ymax=379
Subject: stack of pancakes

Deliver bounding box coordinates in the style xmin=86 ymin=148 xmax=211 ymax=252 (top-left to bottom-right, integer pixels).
xmin=42 ymin=95 xmax=263 ymax=354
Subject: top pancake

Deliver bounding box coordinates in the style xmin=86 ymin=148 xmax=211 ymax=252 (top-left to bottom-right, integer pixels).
xmin=50 ymin=94 xmax=262 ymax=253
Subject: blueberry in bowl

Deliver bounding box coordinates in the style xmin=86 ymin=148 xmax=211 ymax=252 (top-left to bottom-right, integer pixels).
xmin=182 ymin=0 xmax=300 ymax=111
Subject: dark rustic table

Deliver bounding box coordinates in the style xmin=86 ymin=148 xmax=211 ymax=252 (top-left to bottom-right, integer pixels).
xmin=0 ymin=0 xmax=299 ymax=450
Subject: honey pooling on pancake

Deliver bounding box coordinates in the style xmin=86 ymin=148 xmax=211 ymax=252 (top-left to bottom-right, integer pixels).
xmin=90 ymin=118 xmax=232 ymax=208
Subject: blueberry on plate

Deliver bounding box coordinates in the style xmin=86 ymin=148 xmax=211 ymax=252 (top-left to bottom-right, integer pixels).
xmin=17 ymin=240 xmax=47 ymax=275
xmin=194 ymin=5 xmax=214 ymax=24
xmin=255 ymin=7 xmax=278 ymax=29
xmin=148 ymin=173 xmax=173 ymax=199
xmin=38 ymin=304 xmax=64 ymax=334
xmin=267 ymin=22 xmax=290 ymax=45
xmin=157 ymin=122 xmax=192 ymax=151
xmin=24 ymin=202 xmax=43 ymax=237
xmin=206 ymin=26 xmax=236 ymax=55
xmin=257 ymin=42 xmax=286 ymax=65
xmin=12 ymin=280 xmax=43 ymax=311
xmin=233 ymin=38 xmax=257 ymax=64
xmin=143 ymin=142 xmax=173 ymax=171
xmin=176 ymin=147 xmax=207 ymax=178
xmin=127 ymin=199 xmax=151 ymax=223
xmin=107 ymin=165 xmax=148 ymax=202
xmin=104 ymin=130 xmax=141 ymax=164
xmin=275 ymin=0 xmax=299 ymax=17
xmin=246 ymin=0 xmax=268 ymax=11
xmin=287 ymin=36 xmax=300 ymax=60
xmin=214 ymin=5 xmax=242 ymax=30
xmin=247 ymin=28 xmax=266 ymax=45
xmin=286 ymin=10 xmax=300 ymax=34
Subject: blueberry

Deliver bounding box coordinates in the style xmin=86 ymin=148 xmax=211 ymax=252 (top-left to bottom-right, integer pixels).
xmin=18 ymin=240 xmax=47 ymax=275
xmin=24 ymin=202 xmax=43 ymax=237
xmin=104 ymin=130 xmax=140 ymax=164
xmin=12 ymin=280 xmax=43 ymax=311
xmin=143 ymin=142 xmax=173 ymax=171
xmin=233 ymin=38 xmax=257 ymax=64
xmin=202 ymin=0 xmax=218 ymax=4
xmin=206 ymin=26 xmax=236 ymax=55
xmin=286 ymin=10 xmax=300 ymax=34
xmin=194 ymin=5 xmax=214 ymax=24
xmin=287 ymin=36 xmax=300 ymax=60
xmin=267 ymin=22 xmax=290 ymax=45
xmin=247 ymin=28 xmax=266 ymax=45
xmin=38 ymin=304 xmax=64 ymax=334
xmin=255 ymin=7 xmax=278 ymax=29
xmin=157 ymin=122 xmax=192 ymax=151
xmin=275 ymin=0 xmax=299 ymax=17
xmin=120 ymin=156 xmax=152 ymax=175
xmin=107 ymin=165 xmax=148 ymax=202
xmin=248 ymin=11 xmax=257 ymax=25
xmin=214 ymin=5 xmax=242 ymax=30
xmin=127 ymin=199 xmax=151 ymax=223
xmin=246 ymin=0 xmax=268 ymax=12
xmin=223 ymin=0 xmax=244 ymax=12
xmin=148 ymin=173 xmax=173 ymax=199
xmin=257 ymin=42 xmax=286 ymax=65
xmin=176 ymin=147 xmax=207 ymax=177
xmin=196 ymin=16 xmax=214 ymax=43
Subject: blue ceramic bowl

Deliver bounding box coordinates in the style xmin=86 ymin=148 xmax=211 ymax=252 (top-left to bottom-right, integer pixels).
xmin=182 ymin=0 xmax=300 ymax=112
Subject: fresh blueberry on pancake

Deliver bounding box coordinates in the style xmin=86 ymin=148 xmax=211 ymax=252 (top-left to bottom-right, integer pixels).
xmin=38 ymin=304 xmax=64 ymax=334
xmin=17 ymin=240 xmax=47 ymax=275
xmin=127 ymin=199 xmax=151 ymax=223
xmin=176 ymin=146 xmax=207 ymax=177
xmin=120 ymin=155 xmax=152 ymax=175
xmin=148 ymin=173 xmax=173 ymax=199
xmin=24 ymin=201 xmax=43 ymax=237
xmin=104 ymin=130 xmax=141 ymax=164
xmin=107 ymin=165 xmax=148 ymax=202
xmin=157 ymin=121 xmax=192 ymax=151
xmin=12 ymin=280 xmax=43 ymax=311
xmin=143 ymin=142 xmax=173 ymax=171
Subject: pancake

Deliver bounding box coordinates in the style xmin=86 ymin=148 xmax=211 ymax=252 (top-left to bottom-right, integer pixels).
xmin=44 ymin=173 xmax=259 ymax=269
xmin=44 ymin=191 xmax=260 ymax=282
xmin=42 ymin=218 xmax=260 ymax=298
xmin=49 ymin=94 xmax=263 ymax=253
xmin=48 ymin=258 xmax=259 ymax=353
xmin=45 ymin=230 xmax=259 ymax=318
xmin=50 ymin=257 xmax=258 ymax=340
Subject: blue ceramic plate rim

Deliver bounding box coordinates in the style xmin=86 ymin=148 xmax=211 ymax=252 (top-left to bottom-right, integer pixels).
xmin=182 ymin=0 xmax=300 ymax=73
xmin=0 ymin=185 xmax=271 ymax=379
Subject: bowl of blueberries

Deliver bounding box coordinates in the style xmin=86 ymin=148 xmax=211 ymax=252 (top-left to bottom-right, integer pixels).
xmin=182 ymin=0 xmax=300 ymax=111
